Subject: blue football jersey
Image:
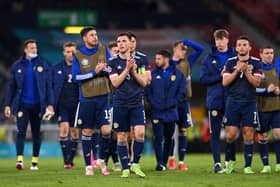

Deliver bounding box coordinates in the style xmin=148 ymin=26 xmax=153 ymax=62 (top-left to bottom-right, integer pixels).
xmin=223 ymin=56 xmax=262 ymax=102
xmin=59 ymin=65 xmax=79 ymax=104
xmin=108 ymin=55 xmax=148 ymax=107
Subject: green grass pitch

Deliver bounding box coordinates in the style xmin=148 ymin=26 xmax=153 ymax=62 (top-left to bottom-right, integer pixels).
xmin=0 ymin=154 xmax=279 ymax=187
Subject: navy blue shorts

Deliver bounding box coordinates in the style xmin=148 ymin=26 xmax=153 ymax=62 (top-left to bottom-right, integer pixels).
xmin=76 ymin=97 xmax=111 ymax=129
xmin=224 ymin=100 xmax=259 ymax=127
xmin=257 ymin=111 xmax=280 ymax=133
xmin=177 ymin=101 xmax=192 ymax=128
xmin=112 ymin=106 xmax=146 ymax=132
xmin=57 ymin=102 xmax=78 ymax=127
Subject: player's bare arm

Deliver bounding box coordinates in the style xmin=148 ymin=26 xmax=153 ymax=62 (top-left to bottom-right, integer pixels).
xmin=110 ymin=59 xmax=133 ymax=88
xmin=222 ymin=61 xmax=242 ymax=86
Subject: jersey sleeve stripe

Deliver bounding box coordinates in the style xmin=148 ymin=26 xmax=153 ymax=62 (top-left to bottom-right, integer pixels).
xmin=109 ymin=72 xmax=118 ymax=78
xmin=253 ymin=72 xmax=262 ymax=77
xmin=253 ymin=70 xmax=263 ymax=77
xmin=223 ymin=72 xmax=231 ymax=76
xmin=76 ymin=72 xmax=94 ymax=81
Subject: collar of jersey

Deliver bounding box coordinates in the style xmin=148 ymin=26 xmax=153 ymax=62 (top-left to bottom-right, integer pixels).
xmin=80 ymin=45 xmax=98 ymax=55
xmin=261 ymin=62 xmax=274 ymax=70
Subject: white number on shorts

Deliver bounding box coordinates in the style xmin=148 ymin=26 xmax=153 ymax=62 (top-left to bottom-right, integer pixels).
xmin=253 ymin=111 xmax=257 ymax=124
xmin=104 ymin=109 xmax=112 ymax=120
xmin=67 ymin=74 xmax=72 ymax=83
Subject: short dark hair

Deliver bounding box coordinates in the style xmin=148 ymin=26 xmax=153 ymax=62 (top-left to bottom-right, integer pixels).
xmin=156 ymin=49 xmax=171 ymax=58
xmin=117 ymin=32 xmax=132 ymax=40
xmin=127 ymin=31 xmax=136 ymax=39
xmin=80 ymin=26 xmax=96 ymax=37
xmin=173 ymin=40 xmax=187 ymax=51
xmin=259 ymin=45 xmax=273 ymax=53
xmin=237 ymin=35 xmax=251 ymax=45
xmin=23 ymin=39 xmax=36 ymax=49
xmin=63 ymin=41 xmax=77 ymax=49
xmin=108 ymin=41 xmax=118 ymax=49
xmin=213 ymin=29 xmax=229 ymax=39
xmin=173 ymin=40 xmax=183 ymax=47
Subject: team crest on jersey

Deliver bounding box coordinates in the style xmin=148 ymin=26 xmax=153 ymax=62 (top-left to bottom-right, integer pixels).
xmin=247 ymin=64 xmax=253 ymax=72
xmin=81 ymin=59 xmax=89 ymax=66
xmin=117 ymin=65 xmax=122 ymax=70
xmin=171 ymin=75 xmax=176 ymax=81
xmin=211 ymin=110 xmax=218 ymax=117
xmin=58 ymin=116 xmax=62 ymax=121
xmin=17 ymin=69 xmax=22 ymax=73
xmin=37 ymin=66 xmax=43 ymax=72
xmin=113 ymin=122 xmax=119 ymax=129
xmin=212 ymin=60 xmax=216 ymax=64
xmin=156 ymin=75 xmax=161 ymax=79
xmin=153 ymin=119 xmax=159 ymax=124
xmin=57 ymin=70 xmax=62 ymax=74
xmin=77 ymin=119 xmax=83 ymax=125
xmin=17 ymin=111 xmax=23 ymax=118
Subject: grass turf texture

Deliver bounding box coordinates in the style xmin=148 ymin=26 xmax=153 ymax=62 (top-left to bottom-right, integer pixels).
xmin=0 ymin=154 xmax=278 ymax=187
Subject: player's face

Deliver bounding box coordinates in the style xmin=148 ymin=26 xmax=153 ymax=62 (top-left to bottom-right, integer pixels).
xmin=83 ymin=30 xmax=98 ymax=47
xmin=117 ymin=35 xmax=130 ymax=54
xmin=24 ymin=42 xmax=37 ymax=55
xmin=155 ymin=54 xmax=166 ymax=68
xmin=130 ymin=37 xmax=137 ymax=53
xmin=63 ymin=46 xmax=76 ymax=62
xmin=236 ymin=39 xmax=251 ymax=56
xmin=174 ymin=43 xmax=187 ymax=59
xmin=110 ymin=46 xmax=118 ymax=57
xmin=215 ymin=37 xmax=228 ymax=52
xmin=260 ymin=48 xmax=274 ymax=64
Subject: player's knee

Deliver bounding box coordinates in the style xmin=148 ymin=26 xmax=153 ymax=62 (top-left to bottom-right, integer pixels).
xmin=179 ymin=128 xmax=186 ymax=133
xmin=101 ymin=125 xmax=111 ymax=136
xmin=244 ymin=140 xmax=254 ymax=145
xmin=226 ymin=132 xmax=236 ymax=142
xmin=243 ymin=129 xmax=254 ymax=141
xmin=82 ymin=128 xmax=92 ymax=136
xmin=258 ymin=133 xmax=269 ymax=141
xmin=60 ymin=129 xmax=68 ymax=137
xmin=135 ymin=133 xmax=145 ymax=140
xmin=117 ymin=132 xmax=127 ymax=142
xmin=134 ymin=129 xmax=145 ymax=140
xmin=134 ymin=125 xmax=145 ymax=138
xmin=243 ymin=134 xmax=254 ymax=142
xmin=273 ymin=131 xmax=280 ymax=140
xmin=71 ymin=131 xmax=79 ymax=139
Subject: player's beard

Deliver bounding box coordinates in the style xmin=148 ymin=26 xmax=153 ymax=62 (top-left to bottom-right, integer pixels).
xmin=155 ymin=62 xmax=163 ymax=68
xmin=239 ymin=51 xmax=248 ymax=57
xmin=87 ymin=40 xmax=98 ymax=48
